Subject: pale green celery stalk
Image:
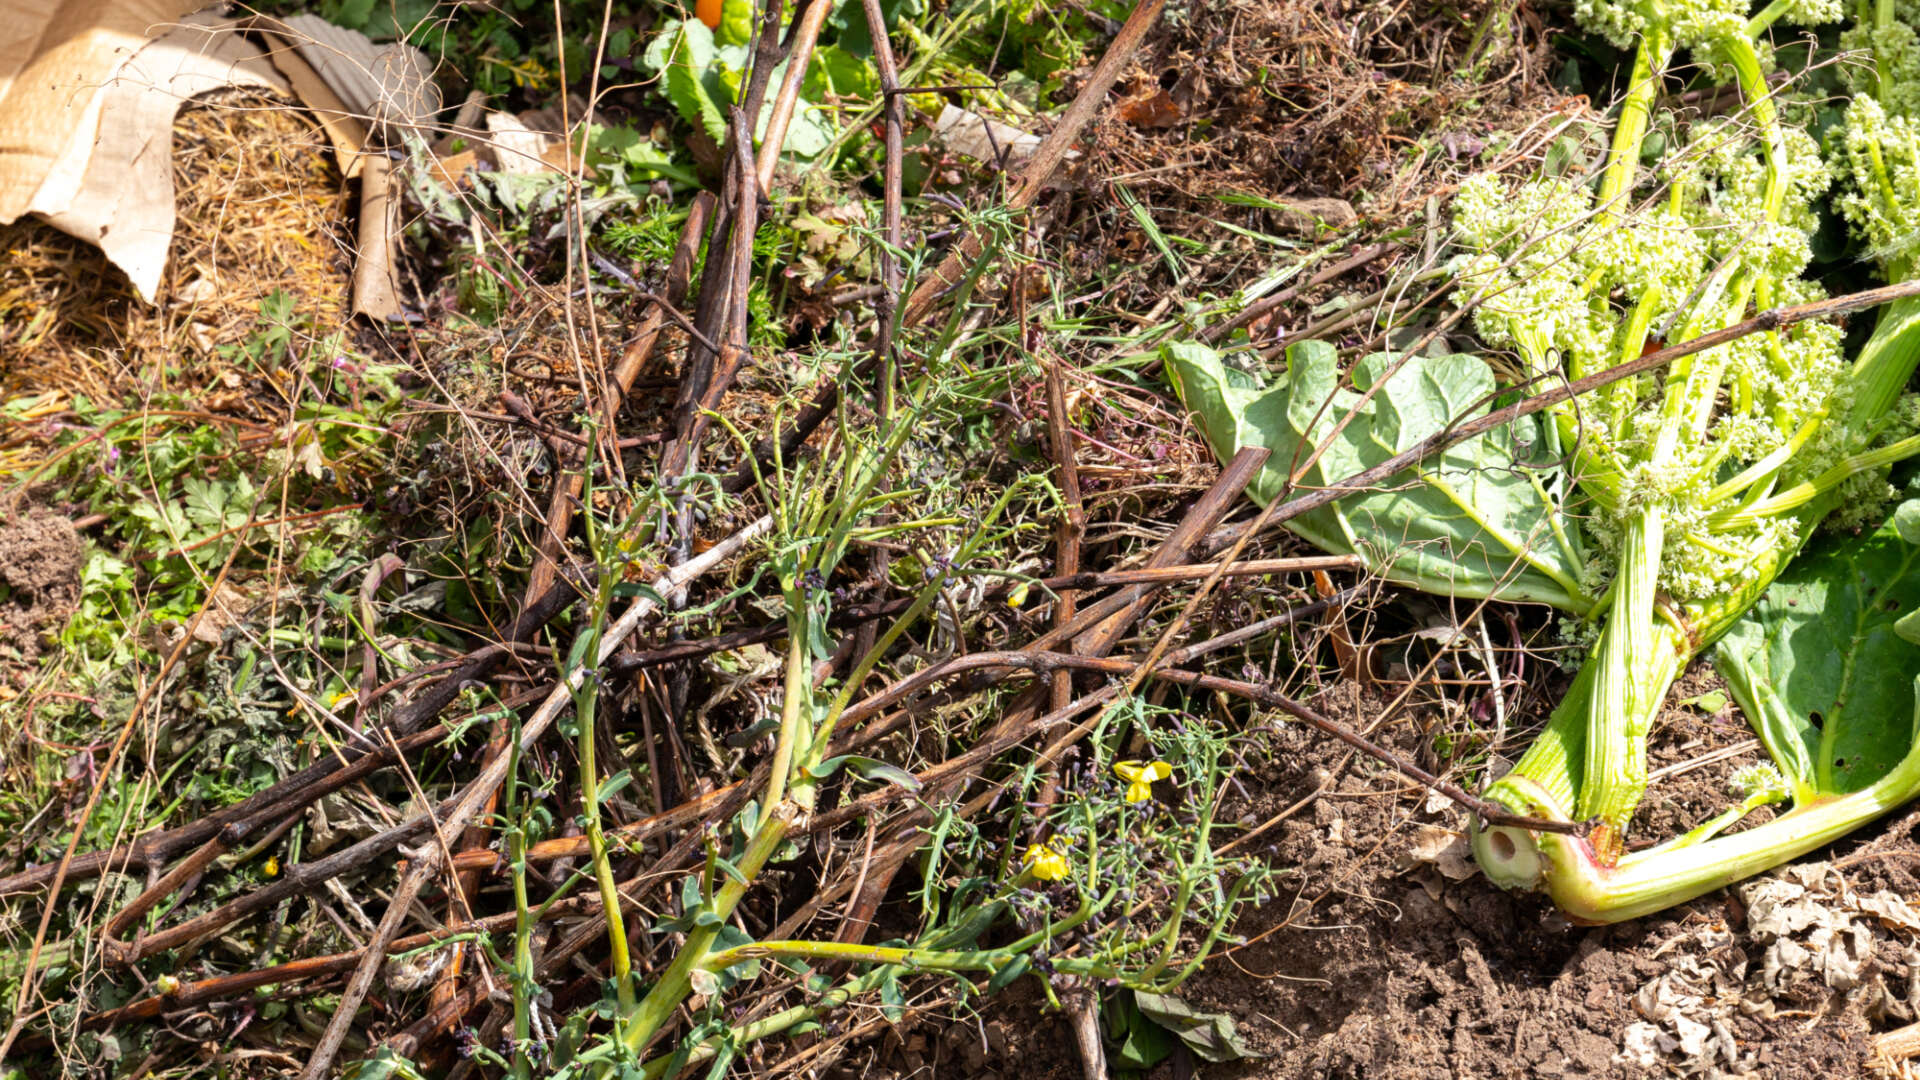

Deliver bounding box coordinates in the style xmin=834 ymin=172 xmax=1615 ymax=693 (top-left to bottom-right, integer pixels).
xmin=1594 ymin=28 xmax=1674 ymax=218
xmin=1717 ymin=430 xmax=1920 ymax=524
xmin=1748 ymin=0 xmax=1804 ymax=32
xmin=1877 ymin=0 xmax=1898 ymax=96
xmin=1851 ymin=297 xmax=1920 ymax=419
xmin=1575 ymin=517 xmax=1691 ymax=833
xmin=1475 ymin=733 xmax=1920 ymax=923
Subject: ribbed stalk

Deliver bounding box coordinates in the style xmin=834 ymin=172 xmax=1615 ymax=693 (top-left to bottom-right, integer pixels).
xmin=1577 ymin=512 xmax=1685 ymax=839
xmin=1594 ymin=28 xmax=1674 ymax=219
xmin=1851 ymin=296 xmax=1920 ymax=421
xmin=1496 ymin=660 xmax=1598 ymax=820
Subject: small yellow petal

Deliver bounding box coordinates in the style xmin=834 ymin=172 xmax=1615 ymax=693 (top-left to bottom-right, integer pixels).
xmin=1124 ymin=781 xmax=1153 ymax=804
xmin=1114 ymin=759 xmax=1171 ymax=788
xmin=1022 ymin=841 xmax=1070 ymax=881
xmin=263 ymin=856 xmax=280 ymax=878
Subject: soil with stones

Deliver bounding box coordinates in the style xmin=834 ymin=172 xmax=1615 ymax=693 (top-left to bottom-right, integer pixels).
xmin=850 ymin=665 xmax=1920 ymax=1080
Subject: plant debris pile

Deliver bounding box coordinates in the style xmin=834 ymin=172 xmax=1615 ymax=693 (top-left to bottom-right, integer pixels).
xmin=6 ymin=0 xmax=1920 ymax=1078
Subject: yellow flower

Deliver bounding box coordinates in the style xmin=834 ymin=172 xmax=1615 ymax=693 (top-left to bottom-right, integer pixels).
xmin=1021 ymin=839 xmax=1071 ymax=882
xmin=1007 ymin=582 xmax=1030 ymax=609
xmin=263 ymin=856 xmax=280 ymax=878
xmin=1113 ymin=760 xmax=1172 ymax=803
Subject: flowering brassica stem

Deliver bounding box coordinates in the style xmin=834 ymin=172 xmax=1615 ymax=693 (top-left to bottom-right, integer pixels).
xmin=1595 ymin=29 xmax=1674 ymax=220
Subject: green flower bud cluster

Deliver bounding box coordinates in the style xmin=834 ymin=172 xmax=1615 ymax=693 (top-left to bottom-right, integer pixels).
xmin=1451 ymin=106 xmax=1853 ymax=606
xmin=1831 ymin=96 xmax=1920 ymax=278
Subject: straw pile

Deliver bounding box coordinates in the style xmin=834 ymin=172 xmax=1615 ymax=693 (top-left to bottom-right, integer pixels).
xmin=0 ymin=90 xmax=354 ymax=414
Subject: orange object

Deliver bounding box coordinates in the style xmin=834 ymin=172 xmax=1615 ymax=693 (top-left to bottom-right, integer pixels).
xmin=696 ymin=0 xmax=723 ymax=29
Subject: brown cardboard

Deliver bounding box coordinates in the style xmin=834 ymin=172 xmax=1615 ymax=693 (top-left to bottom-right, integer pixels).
xmin=0 ymin=5 xmax=286 ymax=300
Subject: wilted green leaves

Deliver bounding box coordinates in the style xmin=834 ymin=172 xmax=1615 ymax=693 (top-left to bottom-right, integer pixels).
xmin=1161 ymin=341 xmax=1592 ymax=611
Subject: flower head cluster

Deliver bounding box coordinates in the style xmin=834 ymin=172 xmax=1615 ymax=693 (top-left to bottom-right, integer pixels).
xmin=1831 ymin=97 xmax=1920 ymax=279
xmin=1574 ymin=0 xmax=1837 ymax=55
xmin=1022 ymin=837 xmax=1071 ymax=881
xmin=1450 ymin=88 xmax=1851 ymax=605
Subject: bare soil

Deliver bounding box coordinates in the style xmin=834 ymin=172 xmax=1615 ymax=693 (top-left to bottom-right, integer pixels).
xmin=920 ymin=667 xmax=1920 ymax=1080
xmin=0 ymin=507 xmax=81 ymax=686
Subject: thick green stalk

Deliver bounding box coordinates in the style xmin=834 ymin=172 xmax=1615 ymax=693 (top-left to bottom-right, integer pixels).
xmin=1474 ymin=732 xmax=1920 ymax=922
xmin=1595 ymin=28 xmax=1674 ymax=219
xmin=615 ymin=802 xmax=798 ymax=1062
xmin=1850 ymin=296 xmax=1920 ymax=420
xmin=1724 ymin=37 xmax=1789 ymax=228
xmin=1499 ymin=660 xmax=1598 ymax=815
xmin=1716 ymin=429 xmax=1920 ymax=524
xmin=1748 ymin=0 xmax=1802 ymax=32
xmin=1876 ymin=0 xmax=1897 ymax=95
xmin=1575 ymin=513 xmax=1688 ymax=835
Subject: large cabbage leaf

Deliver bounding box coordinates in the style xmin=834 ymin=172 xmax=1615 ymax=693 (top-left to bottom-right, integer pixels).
xmin=1161 ymin=340 xmax=1592 ymax=612
xmin=1716 ymin=500 xmax=1920 ymax=802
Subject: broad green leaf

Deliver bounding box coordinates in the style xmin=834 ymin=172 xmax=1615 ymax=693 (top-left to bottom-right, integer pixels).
xmin=646 ymin=20 xmax=728 ymax=142
xmin=1131 ymin=990 xmax=1262 ymax=1063
xmin=1106 ymin=990 xmax=1176 ymax=1070
xmin=716 ymin=0 xmax=754 ymax=46
xmin=1161 ymin=341 xmax=1590 ymax=611
xmin=1716 ymin=498 xmax=1920 ymax=796
xmin=803 ymin=44 xmax=881 ymax=101
xmin=829 ymin=0 xmax=929 ymax=58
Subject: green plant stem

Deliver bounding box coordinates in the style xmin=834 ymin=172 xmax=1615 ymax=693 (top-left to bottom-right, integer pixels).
xmin=1595 ymin=28 xmax=1674 ymax=219
xmin=575 ymin=596 xmax=635 ymax=1018
xmin=1714 ymin=429 xmax=1920 ymax=525
xmin=764 ymin=622 xmax=814 ymax=813
xmin=614 ymin=803 xmax=798 ymax=1062
xmin=505 ymin=732 xmax=534 ymax=1080
xmin=1748 ymin=0 xmax=1801 ymax=31
xmin=699 ymin=939 xmax=1029 ymax=974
